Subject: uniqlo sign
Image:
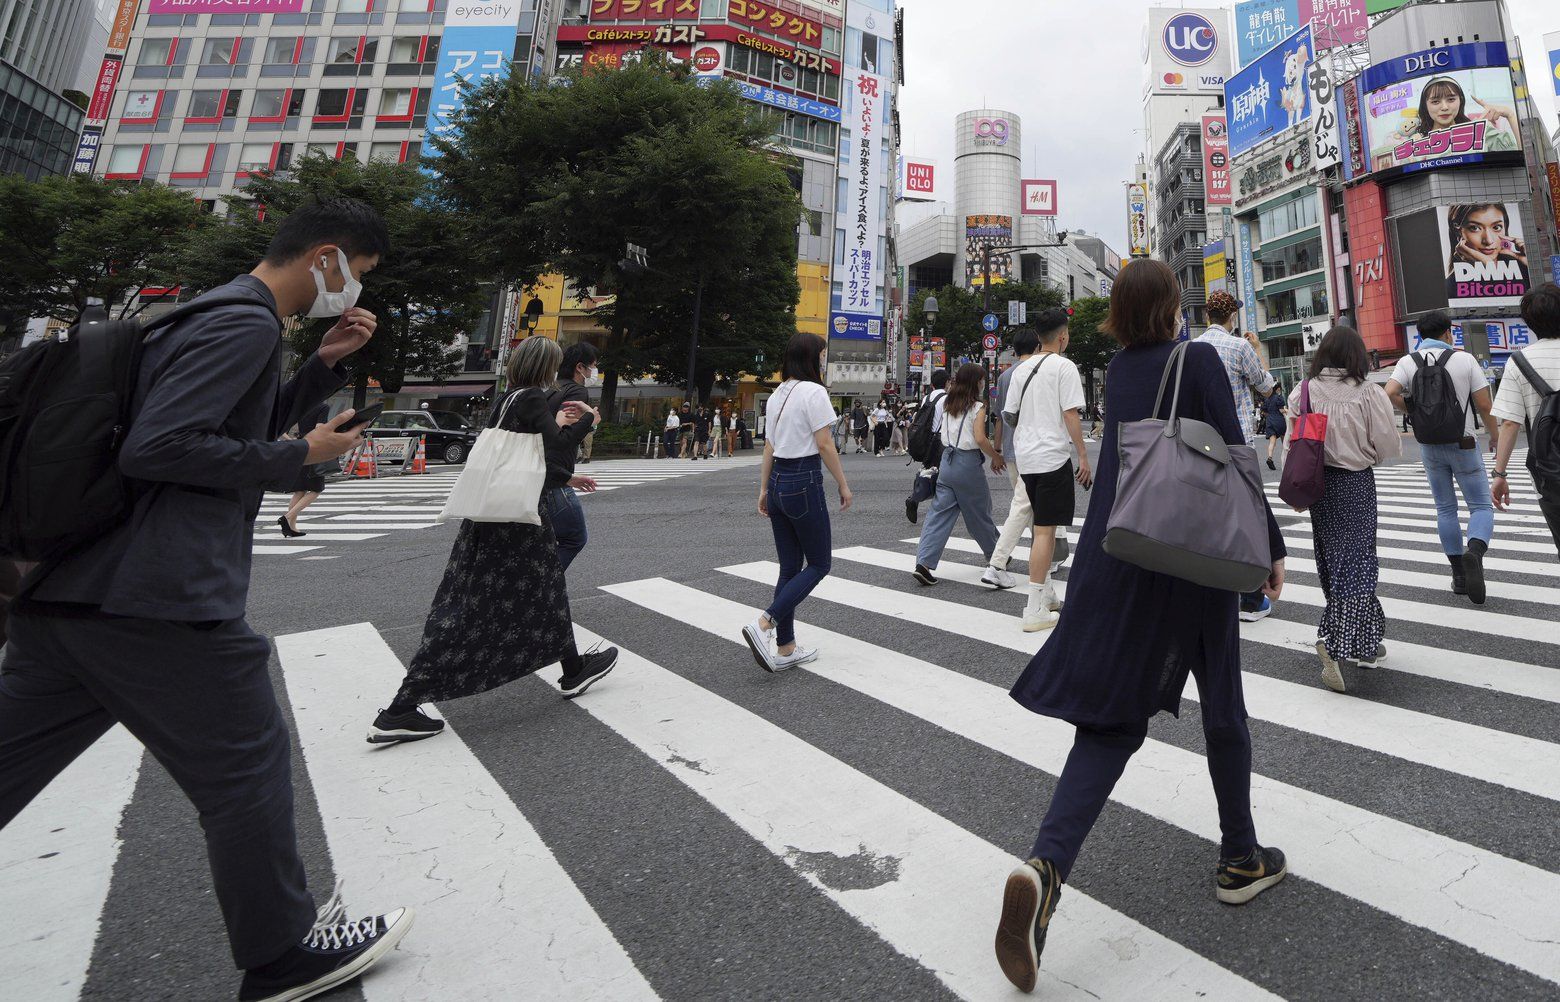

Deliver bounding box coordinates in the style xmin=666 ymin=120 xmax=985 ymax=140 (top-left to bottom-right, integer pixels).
xmin=904 ymin=159 xmax=937 ymax=199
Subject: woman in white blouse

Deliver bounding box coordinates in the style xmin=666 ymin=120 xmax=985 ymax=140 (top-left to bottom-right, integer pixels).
xmin=742 ymin=334 xmax=853 ymax=673
xmin=1285 ymin=326 xmax=1402 ymax=694
xmin=913 ymin=363 xmax=1013 ymax=588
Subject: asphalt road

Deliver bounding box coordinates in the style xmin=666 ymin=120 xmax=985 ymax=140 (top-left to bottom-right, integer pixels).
xmin=5 ymin=435 xmax=1560 ymax=1001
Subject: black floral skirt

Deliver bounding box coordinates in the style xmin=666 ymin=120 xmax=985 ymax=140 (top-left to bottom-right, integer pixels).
xmin=1311 ymin=467 xmax=1385 ymax=662
xmin=394 ymin=517 xmax=574 ymax=705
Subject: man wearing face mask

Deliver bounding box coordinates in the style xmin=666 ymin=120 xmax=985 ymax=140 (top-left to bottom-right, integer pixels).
xmin=0 ymin=199 xmax=415 ymax=1002
xmin=544 ymin=342 xmax=602 ymax=572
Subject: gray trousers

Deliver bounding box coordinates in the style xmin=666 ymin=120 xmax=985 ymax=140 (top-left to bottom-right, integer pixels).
xmin=0 ymin=613 xmax=315 ymax=969
xmin=917 ymin=447 xmax=1000 ymax=569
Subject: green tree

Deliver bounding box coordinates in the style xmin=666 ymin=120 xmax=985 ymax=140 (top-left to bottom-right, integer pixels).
xmin=906 ymin=281 xmax=1065 ymax=366
xmin=181 ymin=153 xmax=488 ymax=406
xmin=0 ymin=173 xmax=212 ymax=325
xmin=431 ymin=57 xmax=800 ymax=410
xmin=1063 ymin=295 xmax=1117 ymax=411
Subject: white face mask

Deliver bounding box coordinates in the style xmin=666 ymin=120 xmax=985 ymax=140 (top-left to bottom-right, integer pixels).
xmin=306 ymin=248 xmax=363 ymax=319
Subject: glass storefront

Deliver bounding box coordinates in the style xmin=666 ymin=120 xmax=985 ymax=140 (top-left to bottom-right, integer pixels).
xmin=1257 ymin=194 xmax=1320 ymax=242
xmin=1259 ymin=235 xmax=1323 ymax=284
xmin=1260 ymin=280 xmax=1329 ymax=325
xmin=0 ymin=61 xmax=83 ymax=181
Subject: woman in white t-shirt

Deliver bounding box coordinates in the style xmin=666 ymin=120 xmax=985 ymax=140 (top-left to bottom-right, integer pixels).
xmin=742 ymin=334 xmax=853 ymax=673
xmin=710 ymin=409 xmax=724 ymax=459
xmin=913 ymin=363 xmax=1015 ymax=589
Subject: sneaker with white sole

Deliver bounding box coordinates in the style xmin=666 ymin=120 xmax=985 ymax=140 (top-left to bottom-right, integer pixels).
xmin=1356 ymin=643 xmax=1388 ymax=669
xmin=742 ymin=617 xmax=778 ymax=672
xmin=982 ymin=566 xmax=1018 ymax=589
xmin=1239 ymin=596 xmax=1272 ymax=622
xmin=239 ymin=883 xmax=414 ymax=1002
xmin=1022 ymin=608 xmax=1059 ymax=632
xmin=559 ymin=644 xmax=618 ymax=699
xmin=1039 ymin=583 xmax=1060 ymax=612
xmin=1315 ymin=641 xmax=1349 ymax=693
xmin=366 ymin=707 xmax=445 ymax=745
xmin=994 ymin=858 xmax=1062 ymax=993
xmin=1216 ymin=846 xmax=1288 ymax=905
xmin=770 ymin=646 xmax=819 ymax=671
xmin=913 ymin=564 xmax=938 ymax=586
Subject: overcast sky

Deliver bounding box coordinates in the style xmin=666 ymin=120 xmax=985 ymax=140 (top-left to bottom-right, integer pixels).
xmin=896 ymin=0 xmax=1560 ymax=255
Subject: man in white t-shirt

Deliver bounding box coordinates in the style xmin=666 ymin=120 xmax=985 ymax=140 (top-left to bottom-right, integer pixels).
xmin=1385 ymin=310 xmax=1498 ymax=603
xmin=1492 ymin=284 xmax=1560 ymax=554
xmin=662 ymin=408 xmax=680 ymax=459
xmin=1002 ymin=308 xmax=1091 ymax=631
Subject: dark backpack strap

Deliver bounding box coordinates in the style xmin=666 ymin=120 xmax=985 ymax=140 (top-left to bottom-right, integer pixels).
xmin=1010 ymin=353 xmax=1053 ymax=424
xmin=1510 ymin=350 xmax=1555 ymax=398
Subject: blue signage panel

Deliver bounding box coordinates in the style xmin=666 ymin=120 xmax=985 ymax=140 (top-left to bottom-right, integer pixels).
xmin=830 ymin=311 xmax=883 ymax=341
xmin=424 ymin=6 xmax=524 ymax=165
xmin=1359 ymin=41 xmax=1510 ymax=93
xmin=1237 ymin=222 xmax=1260 ymax=332
xmin=982 ymin=314 xmax=1001 ymax=333
xmin=694 ymin=78 xmax=842 ymax=123
xmin=1226 ymin=24 xmax=1314 ymax=158
xmin=1551 ymin=254 xmax=1560 ymax=286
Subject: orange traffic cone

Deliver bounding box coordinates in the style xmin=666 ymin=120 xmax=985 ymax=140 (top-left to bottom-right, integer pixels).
xmin=402 ymin=435 xmax=428 ymax=475
xmin=344 ymin=439 xmax=378 ymax=478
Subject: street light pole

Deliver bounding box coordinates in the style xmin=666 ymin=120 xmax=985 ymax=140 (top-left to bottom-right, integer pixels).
xmin=685 ymin=267 xmax=706 ymax=407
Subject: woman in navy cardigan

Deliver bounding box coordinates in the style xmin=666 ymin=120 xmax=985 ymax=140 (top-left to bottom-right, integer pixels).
xmin=994 ymin=259 xmax=1290 ymax=993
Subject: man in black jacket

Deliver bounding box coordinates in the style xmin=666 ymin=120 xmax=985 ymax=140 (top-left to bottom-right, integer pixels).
xmin=544 ymin=342 xmax=601 ymax=571
xmin=0 ymin=200 xmax=412 ymax=1002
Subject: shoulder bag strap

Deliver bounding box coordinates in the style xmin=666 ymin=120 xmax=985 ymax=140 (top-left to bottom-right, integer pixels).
xmin=1151 ymin=341 xmax=1191 ymax=425
xmin=1011 ymin=353 xmax=1053 ymax=423
xmin=1510 ymin=350 xmax=1555 ymax=398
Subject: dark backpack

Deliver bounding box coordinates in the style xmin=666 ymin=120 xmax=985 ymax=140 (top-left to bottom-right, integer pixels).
xmin=0 ymin=295 xmax=257 ymax=561
xmin=1407 ymin=350 xmax=1469 ymax=445
xmin=907 ymin=390 xmax=943 ymax=464
xmin=1509 ymin=351 xmax=1560 ymax=502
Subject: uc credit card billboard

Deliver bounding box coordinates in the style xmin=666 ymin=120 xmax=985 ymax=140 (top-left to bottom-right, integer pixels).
xmin=1226 ymin=24 xmax=1315 ymax=159
xmin=1362 ymin=42 xmax=1521 ymax=177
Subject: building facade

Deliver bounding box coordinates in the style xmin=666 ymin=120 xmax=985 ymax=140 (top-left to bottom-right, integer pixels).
xmin=0 ymin=59 xmax=85 ymax=179
xmin=1 ymin=0 xmax=99 ymax=93
xmin=1153 ymin=121 xmax=1211 ymax=327
xmin=0 ymin=0 xmax=102 ymax=180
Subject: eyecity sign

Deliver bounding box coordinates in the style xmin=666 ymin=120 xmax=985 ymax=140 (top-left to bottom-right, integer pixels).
xmin=1164 ymin=12 xmax=1220 ymax=67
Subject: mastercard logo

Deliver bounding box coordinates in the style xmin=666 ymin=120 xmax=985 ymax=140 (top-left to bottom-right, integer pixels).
xmin=1164 ymin=72 xmax=1185 ymax=85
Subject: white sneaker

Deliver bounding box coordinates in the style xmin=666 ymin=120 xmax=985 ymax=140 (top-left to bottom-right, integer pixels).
xmin=743 ymin=617 xmax=778 ymax=672
xmin=770 ymin=647 xmax=819 ymax=671
xmin=982 ymin=566 xmax=1018 ymax=590
xmin=1038 ymin=583 xmax=1061 ymax=612
xmin=1022 ymin=608 xmax=1060 ymax=632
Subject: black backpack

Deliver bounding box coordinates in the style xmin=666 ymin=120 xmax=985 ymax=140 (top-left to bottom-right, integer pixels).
xmin=1407 ymin=350 xmax=1470 ymax=445
xmin=1509 ymin=351 xmax=1560 ymax=502
xmin=0 ymin=295 xmax=256 ymax=561
xmin=906 ymin=390 xmax=943 ymax=464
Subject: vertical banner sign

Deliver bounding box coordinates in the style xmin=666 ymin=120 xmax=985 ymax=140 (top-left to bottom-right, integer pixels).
xmin=1201 ymin=114 xmax=1232 ymax=206
xmin=1127 ymin=183 xmax=1150 ymax=257
xmin=1238 ymin=221 xmax=1260 ymax=330
xmin=830 ymin=66 xmax=887 ymax=341
xmin=426 ymin=3 xmax=526 ymax=163
xmin=73 ymin=0 xmax=141 ymax=175
xmin=1546 ymin=32 xmax=1560 ymax=113
xmin=1545 ymin=163 xmax=1560 ymax=243
xmin=1307 ymin=53 xmax=1340 ymax=171
xmin=1302 ymin=0 xmax=1366 ymax=52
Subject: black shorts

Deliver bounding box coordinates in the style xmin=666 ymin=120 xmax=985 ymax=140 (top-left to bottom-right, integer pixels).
xmin=1022 ymin=462 xmax=1076 ymax=527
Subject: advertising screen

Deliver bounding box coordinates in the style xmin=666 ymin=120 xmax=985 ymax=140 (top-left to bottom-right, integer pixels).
xmin=1226 ymin=25 xmax=1316 ymax=159
xmin=1437 ymin=203 xmax=1531 ymax=309
xmin=1201 ymin=114 xmax=1231 ymax=206
xmin=1234 ymin=0 xmax=1301 ymax=69
xmin=965 ymin=215 xmax=1013 ymax=286
xmin=1127 ymin=185 xmax=1150 ymax=258
xmin=1362 ymin=43 xmax=1521 ymax=176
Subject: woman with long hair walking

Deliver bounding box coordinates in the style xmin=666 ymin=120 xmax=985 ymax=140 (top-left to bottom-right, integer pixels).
xmin=1262 ymin=386 xmax=1288 ymax=470
xmin=276 ymin=401 xmax=330 ymax=538
xmin=912 ymin=363 xmax=1015 ymax=589
xmin=367 ymin=338 xmax=618 ymax=744
xmin=1289 ymin=327 xmax=1401 ymax=693
xmin=742 ymin=334 xmax=852 ymax=673
xmin=994 ymin=260 xmax=1289 ymax=992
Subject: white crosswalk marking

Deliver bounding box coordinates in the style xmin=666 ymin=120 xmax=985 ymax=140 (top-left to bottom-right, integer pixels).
xmin=253 ymin=457 xmax=758 ymax=556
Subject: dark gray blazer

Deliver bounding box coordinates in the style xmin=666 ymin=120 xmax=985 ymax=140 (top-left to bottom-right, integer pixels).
xmin=30 ymin=276 xmax=346 ymax=621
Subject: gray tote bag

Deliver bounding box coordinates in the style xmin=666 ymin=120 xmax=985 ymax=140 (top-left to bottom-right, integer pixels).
xmin=1102 ymin=342 xmax=1272 ymax=593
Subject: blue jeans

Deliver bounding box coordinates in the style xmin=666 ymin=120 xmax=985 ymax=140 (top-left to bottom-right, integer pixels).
xmin=1419 ymin=443 xmax=1494 ymax=555
xmin=765 ymin=456 xmax=832 ymax=647
xmin=541 ymin=487 xmax=587 ymax=572
xmin=916 ymin=448 xmax=999 ymax=569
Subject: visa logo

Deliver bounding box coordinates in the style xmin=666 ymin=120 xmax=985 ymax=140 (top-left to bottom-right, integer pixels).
xmin=1200 ymin=75 xmax=1225 ymax=87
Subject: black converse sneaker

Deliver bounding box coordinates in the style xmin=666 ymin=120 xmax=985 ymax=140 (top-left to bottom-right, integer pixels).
xmin=994 ymin=858 xmax=1062 ymax=993
xmin=560 ymin=644 xmax=619 ymax=699
xmin=1216 ymin=845 xmax=1288 ymax=905
xmin=239 ymin=884 xmax=414 ymax=1001
xmin=367 ymin=706 xmax=445 ymax=744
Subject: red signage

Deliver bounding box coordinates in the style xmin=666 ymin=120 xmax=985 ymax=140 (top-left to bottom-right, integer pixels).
xmin=692 ymin=46 xmax=721 ymax=72
xmin=905 ymin=161 xmax=935 ymax=196
xmin=589 ymin=0 xmax=698 ymax=20
xmin=727 ymin=0 xmax=823 ymax=48
xmin=1342 ymin=180 xmax=1396 ymax=358
xmin=1201 ymin=114 xmax=1231 ymax=208
xmin=1547 ymin=162 xmax=1560 ymax=237
xmin=557 ymin=23 xmax=839 ymax=74
xmin=585 ymin=42 xmax=692 ymax=70
xmin=87 ymin=57 xmax=124 ymax=121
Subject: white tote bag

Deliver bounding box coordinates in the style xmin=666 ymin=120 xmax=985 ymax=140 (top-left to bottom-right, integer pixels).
xmin=436 ymin=390 xmax=547 ymax=525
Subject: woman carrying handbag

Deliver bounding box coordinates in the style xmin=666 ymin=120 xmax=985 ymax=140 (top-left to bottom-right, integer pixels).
xmin=367 ymin=338 xmax=617 ymax=745
xmin=995 ymin=261 xmax=1289 ymax=993
xmin=1284 ymin=327 xmax=1401 ymax=694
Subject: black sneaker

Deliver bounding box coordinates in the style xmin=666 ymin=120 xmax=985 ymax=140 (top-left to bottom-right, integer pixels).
xmin=1216 ymin=845 xmax=1287 ymax=905
xmin=905 ymin=498 xmax=919 ymax=524
xmin=913 ymin=564 xmax=938 ymax=586
xmin=366 ymin=707 xmax=445 ymax=745
xmin=1448 ymin=554 xmax=1468 ymax=596
xmin=994 ymin=858 xmax=1062 ymax=993
xmin=560 ymin=644 xmax=618 ymax=699
xmin=1464 ymin=541 xmax=1487 ymax=606
xmin=239 ymin=888 xmax=414 ymax=1001
xmin=1266 ymin=457 xmax=1276 ymax=471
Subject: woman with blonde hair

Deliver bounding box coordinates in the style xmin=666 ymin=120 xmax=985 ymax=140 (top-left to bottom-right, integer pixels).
xmin=367 ymin=337 xmax=616 ymax=744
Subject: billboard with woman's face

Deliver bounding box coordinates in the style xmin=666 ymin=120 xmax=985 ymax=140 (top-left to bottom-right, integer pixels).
xmin=1438 ymin=203 xmax=1530 ymax=308
xmin=1362 ymin=42 xmax=1521 ymax=176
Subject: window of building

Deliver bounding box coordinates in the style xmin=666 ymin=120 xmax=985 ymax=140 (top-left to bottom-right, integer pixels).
xmin=368 ymin=141 xmax=403 ymax=162
xmin=315 ymin=89 xmax=351 ymax=117
xmin=1260 ymin=280 xmax=1329 ymax=325
xmin=338 ymin=0 xmax=373 ymax=11
xmin=389 ymin=36 xmax=422 ymax=62
xmin=1259 ymin=236 xmax=1323 ymax=284
xmin=104 ymin=145 xmax=147 ymax=177
xmin=250 ymin=88 xmax=302 ymax=120
xmin=263 ymin=37 xmax=299 ymax=65
xmin=201 ymin=38 xmax=237 ymax=66
xmin=379 ymin=88 xmax=414 ymax=117
xmin=186 ymin=89 xmax=239 ymax=120
xmin=304 ymin=142 xmax=339 ymax=161
xmin=1257 ymin=195 xmax=1320 ymax=241
xmin=138 ymin=38 xmax=175 ymax=66
xmin=237 ymin=142 xmax=275 ymax=173
xmin=326 ymin=37 xmax=363 ymax=64
xmin=121 ymin=89 xmax=162 ymax=121
xmin=171 ymin=143 xmax=213 ymax=177
xmin=700 ymin=0 xmax=725 ymax=15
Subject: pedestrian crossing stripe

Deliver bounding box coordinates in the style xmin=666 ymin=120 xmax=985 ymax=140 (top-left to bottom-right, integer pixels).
xmin=252 ymin=456 xmax=760 ymax=555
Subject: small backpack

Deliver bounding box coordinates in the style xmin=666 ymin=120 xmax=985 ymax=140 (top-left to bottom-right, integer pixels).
xmin=1407 ymin=350 xmax=1469 ymax=445
xmin=0 ymin=295 xmax=258 ymax=561
xmin=906 ymin=390 xmax=943 ymax=464
xmin=1509 ymin=351 xmax=1560 ymax=502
